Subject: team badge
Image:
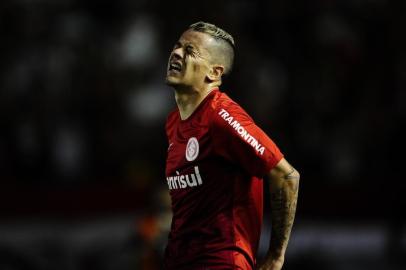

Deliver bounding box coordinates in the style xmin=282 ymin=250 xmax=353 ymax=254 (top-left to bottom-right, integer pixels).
xmin=185 ymin=137 xmax=199 ymax=161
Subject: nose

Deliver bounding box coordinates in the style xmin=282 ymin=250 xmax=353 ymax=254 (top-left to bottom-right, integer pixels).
xmin=172 ymin=46 xmax=184 ymax=60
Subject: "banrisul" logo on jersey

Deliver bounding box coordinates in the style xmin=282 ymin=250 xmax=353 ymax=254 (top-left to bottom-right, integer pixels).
xmin=166 ymin=166 xmax=203 ymax=190
xmin=218 ymin=108 xmax=265 ymax=155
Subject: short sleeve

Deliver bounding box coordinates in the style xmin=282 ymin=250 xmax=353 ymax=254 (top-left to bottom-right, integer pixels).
xmin=211 ymin=101 xmax=283 ymax=177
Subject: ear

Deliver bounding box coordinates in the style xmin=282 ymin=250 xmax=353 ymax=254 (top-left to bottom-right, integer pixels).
xmin=207 ymin=65 xmax=224 ymax=81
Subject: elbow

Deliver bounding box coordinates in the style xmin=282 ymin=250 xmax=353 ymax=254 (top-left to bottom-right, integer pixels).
xmin=287 ymin=168 xmax=300 ymax=181
xmin=287 ymin=168 xmax=300 ymax=191
xmin=293 ymin=169 xmax=300 ymax=181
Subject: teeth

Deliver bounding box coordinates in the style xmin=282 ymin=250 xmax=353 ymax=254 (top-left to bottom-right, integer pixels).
xmin=170 ymin=63 xmax=181 ymax=71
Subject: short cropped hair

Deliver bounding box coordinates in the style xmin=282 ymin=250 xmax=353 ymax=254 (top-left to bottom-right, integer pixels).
xmin=189 ymin=21 xmax=235 ymax=75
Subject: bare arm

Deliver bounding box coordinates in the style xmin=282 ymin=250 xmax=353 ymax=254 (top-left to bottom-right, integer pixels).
xmin=258 ymin=158 xmax=300 ymax=270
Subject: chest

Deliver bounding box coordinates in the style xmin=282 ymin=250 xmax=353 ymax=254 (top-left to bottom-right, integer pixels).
xmin=165 ymin=120 xmax=212 ymax=176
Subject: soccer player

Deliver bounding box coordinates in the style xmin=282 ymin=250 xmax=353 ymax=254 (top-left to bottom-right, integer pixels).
xmin=164 ymin=21 xmax=300 ymax=270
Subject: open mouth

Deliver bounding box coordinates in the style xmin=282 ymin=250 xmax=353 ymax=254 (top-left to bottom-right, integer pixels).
xmin=169 ymin=62 xmax=182 ymax=72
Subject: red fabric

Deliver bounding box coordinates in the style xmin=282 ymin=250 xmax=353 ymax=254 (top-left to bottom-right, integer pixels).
xmin=164 ymin=89 xmax=283 ymax=269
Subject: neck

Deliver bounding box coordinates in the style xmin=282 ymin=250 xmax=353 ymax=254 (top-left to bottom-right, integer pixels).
xmin=174 ymin=85 xmax=217 ymax=120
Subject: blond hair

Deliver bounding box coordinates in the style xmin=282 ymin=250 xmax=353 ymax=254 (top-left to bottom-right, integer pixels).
xmin=188 ymin=21 xmax=235 ymax=75
xmin=189 ymin=21 xmax=235 ymax=48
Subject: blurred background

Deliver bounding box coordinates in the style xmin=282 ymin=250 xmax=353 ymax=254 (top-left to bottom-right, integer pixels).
xmin=0 ymin=0 xmax=405 ymax=269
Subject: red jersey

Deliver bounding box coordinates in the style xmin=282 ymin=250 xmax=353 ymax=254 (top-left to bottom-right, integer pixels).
xmin=164 ymin=88 xmax=283 ymax=270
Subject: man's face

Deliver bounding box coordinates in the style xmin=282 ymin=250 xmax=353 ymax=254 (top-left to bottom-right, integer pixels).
xmin=166 ymin=30 xmax=214 ymax=89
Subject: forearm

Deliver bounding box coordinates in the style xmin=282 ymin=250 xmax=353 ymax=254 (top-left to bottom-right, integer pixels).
xmin=268 ymin=166 xmax=300 ymax=258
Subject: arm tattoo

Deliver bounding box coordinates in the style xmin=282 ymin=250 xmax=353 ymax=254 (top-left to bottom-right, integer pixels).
xmin=269 ymin=170 xmax=299 ymax=255
xmin=284 ymin=167 xmax=300 ymax=181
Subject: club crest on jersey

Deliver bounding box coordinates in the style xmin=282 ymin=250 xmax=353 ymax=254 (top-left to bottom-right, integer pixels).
xmin=185 ymin=137 xmax=199 ymax=161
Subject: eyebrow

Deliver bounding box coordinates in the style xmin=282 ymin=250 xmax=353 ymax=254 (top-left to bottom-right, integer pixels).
xmin=175 ymin=41 xmax=199 ymax=52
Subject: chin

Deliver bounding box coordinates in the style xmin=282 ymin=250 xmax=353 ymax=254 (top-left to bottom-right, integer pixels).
xmin=165 ymin=76 xmax=181 ymax=86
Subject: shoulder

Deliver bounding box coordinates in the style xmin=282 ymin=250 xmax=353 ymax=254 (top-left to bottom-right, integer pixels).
xmin=165 ymin=108 xmax=179 ymax=135
xmin=209 ymin=90 xmax=254 ymax=129
xmin=166 ymin=108 xmax=179 ymax=122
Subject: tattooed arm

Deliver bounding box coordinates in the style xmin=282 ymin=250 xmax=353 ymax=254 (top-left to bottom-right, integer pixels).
xmin=258 ymin=158 xmax=300 ymax=270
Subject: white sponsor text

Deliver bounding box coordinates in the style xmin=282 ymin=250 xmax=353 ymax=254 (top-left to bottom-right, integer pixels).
xmin=166 ymin=166 xmax=203 ymax=190
xmin=218 ymin=108 xmax=265 ymax=155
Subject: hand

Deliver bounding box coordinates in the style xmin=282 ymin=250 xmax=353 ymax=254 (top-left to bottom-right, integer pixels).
xmin=257 ymin=256 xmax=284 ymax=270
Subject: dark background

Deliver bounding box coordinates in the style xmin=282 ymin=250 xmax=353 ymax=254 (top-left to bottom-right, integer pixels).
xmin=0 ymin=0 xmax=405 ymax=269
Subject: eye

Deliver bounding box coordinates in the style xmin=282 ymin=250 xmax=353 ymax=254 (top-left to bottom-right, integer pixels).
xmin=186 ymin=45 xmax=195 ymax=54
